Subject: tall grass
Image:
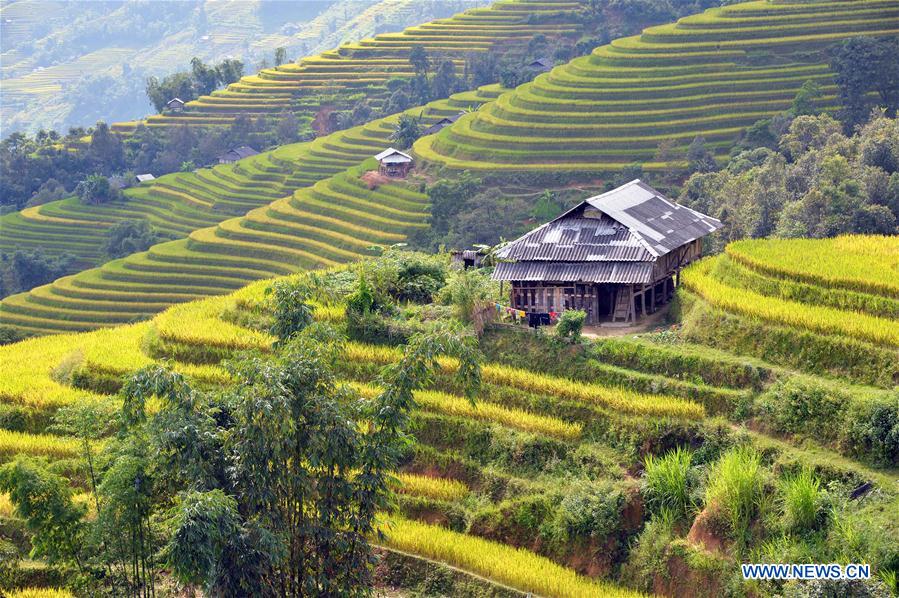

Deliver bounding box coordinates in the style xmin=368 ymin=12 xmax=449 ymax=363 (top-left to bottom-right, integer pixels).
xmin=379 ymin=515 xmax=647 ymax=598
xmin=643 ymin=447 xmax=693 ymax=520
xmin=704 ymin=446 xmax=766 ymax=544
xmin=4 ymin=589 xmax=74 ymax=598
xmin=779 ymin=469 xmax=827 ymax=534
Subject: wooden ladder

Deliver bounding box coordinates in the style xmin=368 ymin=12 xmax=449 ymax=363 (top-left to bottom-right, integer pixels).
xmin=612 ymin=288 xmax=632 ymax=322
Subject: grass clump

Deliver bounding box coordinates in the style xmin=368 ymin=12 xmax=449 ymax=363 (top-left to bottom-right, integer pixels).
xmin=778 ymin=469 xmax=828 ymax=535
xmin=704 ymin=445 xmax=766 ymax=545
xmin=643 ymin=446 xmax=694 ymax=521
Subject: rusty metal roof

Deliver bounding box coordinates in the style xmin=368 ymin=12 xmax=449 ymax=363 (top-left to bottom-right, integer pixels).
xmin=493 ymin=261 xmax=654 ymax=284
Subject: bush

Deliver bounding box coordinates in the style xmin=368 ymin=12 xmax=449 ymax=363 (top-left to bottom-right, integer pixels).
xmin=755 ymin=377 xmax=845 ymax=442
xmin=643 ymin=447 xmax=694 ymax=521
xmin=543 ymin=480 xmax=627 ymax=548
xmin=555 ymin=310 xmax=586 ymax=342
xmin=104 ymin=219 xmax=160 ymax=259
xmin=843 ymin=397 xmax=899 ymax=467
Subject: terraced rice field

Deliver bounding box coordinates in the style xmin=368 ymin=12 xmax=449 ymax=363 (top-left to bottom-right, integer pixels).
xmin=0 ymin=86 xmax=503 ymax=336
xmin=415 ymin=0 xmax=899 ymax=173
xmin=113 ymin=0 xmax=584 ymax=133
xmin=679 ymin=235 xmax=899 ymax=387
xmin=1 ymin=238 xmax=894 ymax=596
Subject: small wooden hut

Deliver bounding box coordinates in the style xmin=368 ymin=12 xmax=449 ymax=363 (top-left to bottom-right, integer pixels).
xmin=217 ymin=145 xmax=259 ymax=164
xmin=422 ymin=112 xmax=463 ymax=136
xmin=375 ymin=148 xmax=413 ymax=177
xmin=166 ymin=98 xmax=185 ymax=112
xmin=492 ymin=180 xmax=721 ymax=324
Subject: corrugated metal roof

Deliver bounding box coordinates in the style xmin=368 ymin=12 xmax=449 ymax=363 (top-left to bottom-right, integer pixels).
xmin=583 ymin=180 xmax=721 ymax=257
xmin=496 ymin=214 xmax=655 ymax=262
xmin=496 ymin=180 xmax=721 ymax=264
xmin=375 ymin=147 xmax=413 ymax=162
xmin=493 ymin=261 xmax=654 ymax=284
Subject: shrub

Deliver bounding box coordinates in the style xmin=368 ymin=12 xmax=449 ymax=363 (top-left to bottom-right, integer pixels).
xmin=779 ymin=469 xmax=829 ymax=535
xmin=643 ymin=447 xmax=694 ymax=521
xmin=704 ymin=446 xmax=766 ymax=545
xmin=843 ymin=397 xmax=899 ymax=467
xmin=543 ymin=480 xmax=627 ymax=548
xmin=555 ymin=310 xmax=586 ymax=342
xmin=755 ymin=377 xmax=845 ymax=442
xmin=266 ymin=279 xmax=313 ymax=344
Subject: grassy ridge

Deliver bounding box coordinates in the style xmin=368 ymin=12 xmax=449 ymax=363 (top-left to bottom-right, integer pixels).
xmin=416 ymin=0 xmax=899 ymax=173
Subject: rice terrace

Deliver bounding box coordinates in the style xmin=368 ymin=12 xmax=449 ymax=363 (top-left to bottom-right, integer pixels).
xmin=0 ymin=0 xmax=897 ymax=597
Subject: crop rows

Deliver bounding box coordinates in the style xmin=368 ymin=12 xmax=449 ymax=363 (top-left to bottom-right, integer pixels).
xmin=681 ymin=255 xmax=899 ymax=348
xmin=0 ymin=86 xmax=501 ymax=336
xmin=123 ymin=0 xmax=584 ymax=131
xmin=416 ymin=0 xmax=899 ymax=173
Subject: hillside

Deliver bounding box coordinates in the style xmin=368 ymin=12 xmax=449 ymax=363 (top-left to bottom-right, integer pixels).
xmin=1 ymin=236 xmax=896 ymax=595
xmin=415 ymin=0 xmax=899 ymax=175
xmin=0 ymin=86 xmax=504 ymax=335
xmin=111 ymin=0 xmax=586 ymax=133
xmin=0 ymin=0 xmax=487 ymax=134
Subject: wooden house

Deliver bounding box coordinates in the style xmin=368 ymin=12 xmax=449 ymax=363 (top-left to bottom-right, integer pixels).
xmin=166 ymin=98 xmax=185 ymax=112
xmin=451 ymin=249 xmax=485 ymax=269
xmin=375 ymin=148 xmax=413 ymax=177
xmin=422 ymin=112 xmax=463 ymax=136
xmin=135 ymin=173 xmax=155 ymax=183
xmin=217 ymin=145 xmax=259 ymax=164
xmin=492 ymin=180 xmax=721 ymax=324
xmin=527 ymin=57 xmax=553 ymax=72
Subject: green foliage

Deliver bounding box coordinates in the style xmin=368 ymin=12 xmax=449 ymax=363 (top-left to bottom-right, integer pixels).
xmin=0 ymin=249 xmax=75 ymax=298
xmin=704 ymin=446 xmax=766 ymax=545
xmin=104 ymin=219 xmax=160 ymax=259
xmin=543 ymin=480 xmax=627 ymax=547
xmin=146 ymin=57 xmax=245 ymax=113
xmin=75 ymin=174 xmax=121 ymax=205
xmin=755 ymin=377 xmax=845 ymax=442
xmin=642 ymin=447 xmax=694 ymax=521
xmin=390 ymin=114 xmax=422 ymax=150
xmin=0 ymin=456 xmax=86 ymax=571
xmin=791 ymin=80 xmax=823 ymax=117
xmin=160 ymin=489 xmax=240 ymax=589
xmin=830 ymin=36 xmax=899 ymax=129
xmin=266 ymin=278 xmax=313 ymax=345
xmin=555 ymin=310 xmax=586 ymax=342
xmin=844 ymin=398 xmax=899 ymax=467
xmin=779 ymin=469 xmax=828 ymax=535
xmin=438 ymin=267 xmax=497 ymax=325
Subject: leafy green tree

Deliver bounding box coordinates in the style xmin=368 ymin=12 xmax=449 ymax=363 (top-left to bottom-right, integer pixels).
xmin=274 ymin=46 xmax=287 ymax=67
xmin=686 ymin=136 xmax=717 ymax=173
xmin=104 ymin=219 xmax=160 ymax=259
xmin=2 ymin=248 xmax=75 ymax=296
xmin=76 ymin=173 xmax=120 ymax=205
xmin=0 ymin=456 xmax=87 ymax=572
xmin=831 ymin=36 xmax=899 ymax=129
xmin=190 ymin=57 xmax=218 ymax=95
xmin=426 ymin=173 xmax=481 ymax=238
xmin=146 ymin=72 xmax=195 ymax=113
xmin=431 ymin=59 xmax=457 ymax=98
xmin=391 ymin=113 xmax=422 ymax=149
xmin=409 ymin=45 xmax=430 ymax=77
xmin=791 ymin=80 xmax=823 ymax=117
xmin=214 ymin=59 xmax=244 ymax=86
xmin=266 ymin=278 xmax=314 ymax=344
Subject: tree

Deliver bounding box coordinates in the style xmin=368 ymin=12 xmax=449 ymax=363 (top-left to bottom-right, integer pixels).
xmin=0 ymin=456 xmax=87 ymax=572
xmin=686 ymin=136 xmax=718 ymax=173
xmin=137 ymin=325 xmax=480 ymax=595
xmin=89 ymin=121 xmax=125 ymax=172
xmin=427 ymin=173 xmax=481 ymax=237
xmin=146 ymin=72 xmax=195 ymax=113
xmin=390 ymin=113 xmax=422 ymax=150
xmin=191 ymin=57 xmax=218 ymax=95
xmin=831 ymin=36 xmax=899 ymax=129
xmin=274 ymin=47 xmax=287 ymax=67
xmin=431 ymin=59 xmax=457 ymax=99
xmin=276 ymin=111 xmax=300 ymax=144
xmin=791 ymin=79 xmax=823 ymax=117
xmin=104 ymin=219 xmax=160 ymax=259
xmin=76 ymin=173 xmax=120 ymax=204
xmin=409 ymin=45 xmax=430 ymax=77
xmin=215 ymin=58 xmax=244 ymax=86
xmin=3 ymin=248 xmax=74 ymax=295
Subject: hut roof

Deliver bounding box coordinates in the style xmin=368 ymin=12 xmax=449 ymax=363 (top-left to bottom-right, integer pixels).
xmin=497 ymin=180 xmax=721 ymax=263
xmin=375 ymin=147 xmax=413 ymax=163
xmin=135 ymin=173 xmax=155 ymax=183
xmin=166 ymin=97 xmax=185 ymax=105
xmin=219 ymin=145 xmax=259 ymax=162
